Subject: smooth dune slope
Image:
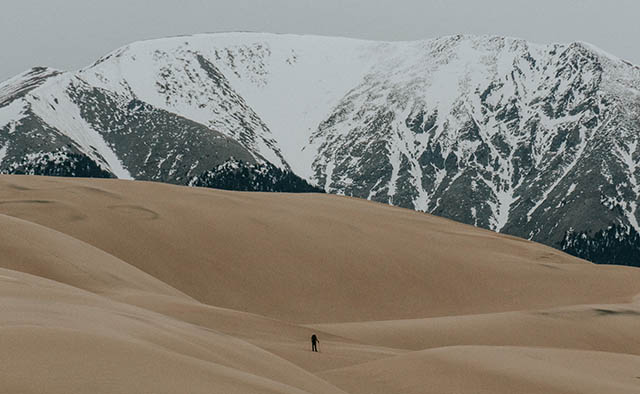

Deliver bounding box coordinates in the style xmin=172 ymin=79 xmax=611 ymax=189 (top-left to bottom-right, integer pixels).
xmin=312 ymin=300 xmax=640 ymax=354
xmin=0 ymin=212 xmax=188 ymax=299
xmin=320 ymin=346 xmax=640 ymax=394
xmin=1 ymin=175 xmax=639 ymax=323
xmin=1 ymin=174 xmax=640 ymax=394
xmin=0 ymin=268 xmax=348 ymax=394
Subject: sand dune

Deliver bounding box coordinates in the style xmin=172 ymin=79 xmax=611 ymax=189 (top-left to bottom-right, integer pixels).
xmin=1 ymin=175 xmax=639 ymax=323
xmin=1 ymin=174 xmax=639 ymax=393
xmin=0 ymin=212 xmax=187 ymax=299
xmin=320 ymin=346 xmax=640 ymax=394
xmin=0 ymin=267 xmax=348 ymax=394
xmin=312 ymin=300 xmax=640 ymax=354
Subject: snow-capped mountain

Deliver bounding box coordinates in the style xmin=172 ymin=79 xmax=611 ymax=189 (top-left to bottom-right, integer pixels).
xmin=1 ymin=33 xmax=639 ymax=265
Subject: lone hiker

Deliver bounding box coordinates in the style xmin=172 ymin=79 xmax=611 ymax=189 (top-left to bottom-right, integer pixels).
xmin=311 ymin=334 xmax=319 ymax=352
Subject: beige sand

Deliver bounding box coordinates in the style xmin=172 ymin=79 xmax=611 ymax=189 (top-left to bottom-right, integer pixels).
xmin=0 ymin=174 xmax=639 ymax=393
xmin=320 ymin=346 xmax=640 ymax=394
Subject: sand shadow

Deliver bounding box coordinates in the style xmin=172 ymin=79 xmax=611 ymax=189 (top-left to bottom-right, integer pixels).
xmin=108 ymin=204 xmax=160 ymax=220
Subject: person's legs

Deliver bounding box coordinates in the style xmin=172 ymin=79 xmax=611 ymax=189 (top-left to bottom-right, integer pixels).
xmin=312 ymin=343 xmax=317 ymax=352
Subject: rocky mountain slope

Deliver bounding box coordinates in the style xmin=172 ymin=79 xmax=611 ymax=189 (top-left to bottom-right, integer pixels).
xmin=188 ymin=159 xmax=323 ymax=192
xmin=1 ymin=33 xmax=639 ymax=265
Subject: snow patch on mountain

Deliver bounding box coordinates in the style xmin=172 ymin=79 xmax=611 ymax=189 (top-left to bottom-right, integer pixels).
xmin=527 ymin=125 xmax=590 ymax=222
xmin=0 ymin=144 xmax=8 ymax=164
xmin=0 ymin=100 xmax=26 ymax=130
xmin=78 ymin=34 xmax=290 ymax=170
xmin=615 ymin=139 xmax=640 ymax=233
xmin=196 ymin=33 xmax=389 ymax=178
xmin=28 ymin=74 xmax=133 ymax=179
xmin=77 ymin=34 xmax=403 ymax=177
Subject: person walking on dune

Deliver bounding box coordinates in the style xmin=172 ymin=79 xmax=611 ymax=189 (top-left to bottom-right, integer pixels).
xmin=311 ymin=334 xmax=319 ymax=352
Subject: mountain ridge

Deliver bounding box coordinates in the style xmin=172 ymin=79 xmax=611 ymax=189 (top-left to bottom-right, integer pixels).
xmin=1 ymin=32 xmax=639 ymax=265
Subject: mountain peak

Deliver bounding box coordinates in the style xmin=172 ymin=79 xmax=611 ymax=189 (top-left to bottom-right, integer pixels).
xmin=1 ymin=32 xmax=640 ymax=266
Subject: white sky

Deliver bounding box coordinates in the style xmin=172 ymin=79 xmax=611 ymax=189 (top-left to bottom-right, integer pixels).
xmin=2 ymin=0 xmax=639 ymax=81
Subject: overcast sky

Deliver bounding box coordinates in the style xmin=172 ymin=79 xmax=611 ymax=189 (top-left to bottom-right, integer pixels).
xmin=2 ymin=0 xmax=639 ymax=81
